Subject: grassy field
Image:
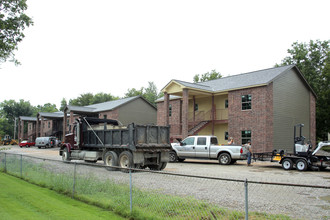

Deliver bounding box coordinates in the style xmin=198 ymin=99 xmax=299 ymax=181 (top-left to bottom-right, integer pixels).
xmin=0 ymin=172 xmax=125 ymax=220
xmin=0 ymin=155 xmax=293 ymax=220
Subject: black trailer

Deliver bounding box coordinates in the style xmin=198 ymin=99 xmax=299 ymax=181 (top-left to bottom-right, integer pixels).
xmin=253 ymin=124 xmax=330 ymax=171
xmin=59 ymin=117 xmax=171 ymax=171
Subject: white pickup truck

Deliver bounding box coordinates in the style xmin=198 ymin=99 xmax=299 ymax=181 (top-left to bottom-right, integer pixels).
xmin=170 ymin=135 xmax=248 ymax=165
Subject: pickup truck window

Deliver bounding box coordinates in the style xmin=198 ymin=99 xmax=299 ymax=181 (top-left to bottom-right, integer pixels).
xmin=197 ymin=137 xmax=206 ymax=145
xmin=211 ymin=137 xmax=218 ymax=145
xmin=183 ymin=137 xmax=195 ymax=145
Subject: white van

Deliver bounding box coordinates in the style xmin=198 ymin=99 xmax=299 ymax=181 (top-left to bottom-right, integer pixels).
xmin=35 ymin=137 xmax=56 ymax=148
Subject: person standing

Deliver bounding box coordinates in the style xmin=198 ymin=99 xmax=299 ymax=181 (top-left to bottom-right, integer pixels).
xmin=245 ymin=140 xmax=252 ymax=166
xmin=228 ymin=137 xmax=234 ymax=145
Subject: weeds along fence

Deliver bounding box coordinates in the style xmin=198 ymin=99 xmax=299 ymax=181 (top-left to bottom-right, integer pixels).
xmin=0 ymin=152 xmax=329 ymax=220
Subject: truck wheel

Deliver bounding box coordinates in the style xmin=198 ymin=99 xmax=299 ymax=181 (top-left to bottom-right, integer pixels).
xmin=103 ymin=151 xmax=118 ymax=171
xmin=218 ymin=153 xmax=231 ymax=165
xmin=119 ymin=151 xmax=134 ymax=172
xmin=296 ymin=159 xmax=308 ymax=171
xmin=282 ymin=158 xmax=293 ymax=170
xmin=148 ymin=162 xmax=167 ymax=170
xmin=62 ymin=148 xmax=71 ymax=161
xmin=169 ymin=151 xmax=178 ymax=162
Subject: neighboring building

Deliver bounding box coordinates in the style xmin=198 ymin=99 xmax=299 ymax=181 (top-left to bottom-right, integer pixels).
xmin=18 ymin=96 xmax=157 ymax=143
xmin=157 ymin=65 xmax=316 ymax=153
xmin=62 ymin=96 xmax=157 ymax=139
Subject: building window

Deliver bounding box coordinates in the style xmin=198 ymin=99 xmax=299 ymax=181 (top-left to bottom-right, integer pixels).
xmin=48 ymin=121 xmax=50 ymax=128
xmin=169 ymin=104 xmax=172 ymax=117
xmin=67 ymin=119 xmax=69 ymax=126
xmin=194 ymin=104 xmax=198 ymax=111
xmin=241 ymin=130 xmax=251 ymax=145
xmin=225 ymin=131 xmax=228 ymax=140
xmin=103 ymin=115 xmax=107 ymax=119
xmin=242 ymin=94 xmax=252 ymax=110
xmin=225 ymin=99 xmax=228 ymax=108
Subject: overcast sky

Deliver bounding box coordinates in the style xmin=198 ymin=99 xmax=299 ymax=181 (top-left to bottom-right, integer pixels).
xmin=1 ymin=0 xmax=329 ymax=108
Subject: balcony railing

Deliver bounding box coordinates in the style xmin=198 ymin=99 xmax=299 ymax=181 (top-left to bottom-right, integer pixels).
xmin=188 ymin=108 xmax=228 ymax=122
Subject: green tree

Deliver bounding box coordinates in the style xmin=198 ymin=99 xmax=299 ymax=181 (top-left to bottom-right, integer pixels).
xmin=69 ymin=92 xmax=118 ymax=106
xmin=59 ymin=98 xmax=67 ymax=111
xmin=124 ymin=81 xmax=161 ymax=106
xmin=34 ymin=103 xmax=58 ymax=114
xmin=0 ymin=99 xmax=34 ymax=137
xmin=193 ymin=69 xmax=222 ymax=83
xmin=276 ymin=40 xmax=330 ymax=140
xmin=0 ymin=0 xmax=33 ymax=65
xmin=124 ymin=88 xmax=143 ymax=97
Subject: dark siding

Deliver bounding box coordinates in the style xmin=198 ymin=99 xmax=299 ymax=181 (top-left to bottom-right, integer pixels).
xmin=118 ymin=98 xmax=157 ymax=125
xmin=273 ymin=69 xmax=310 ymax=152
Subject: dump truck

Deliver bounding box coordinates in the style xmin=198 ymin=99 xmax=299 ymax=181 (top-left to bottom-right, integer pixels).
xmin=59 ymin=117 xmax=171 ymax=171
xmin=253 ymin=124 xmax=330 ymax=171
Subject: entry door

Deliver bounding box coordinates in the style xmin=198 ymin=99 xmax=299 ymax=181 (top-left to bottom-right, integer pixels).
xmin=195 ymin=137 xmax=209 ymax=158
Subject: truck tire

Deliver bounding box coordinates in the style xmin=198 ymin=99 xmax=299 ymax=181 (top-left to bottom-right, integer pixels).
xmin=103 ymin=151 xmax=118 ymax=171
xmin=62 ymin=148 xmax=71 ymax=161
xmin=282 ymin=158 xmax=293 ymax=170
xmin=119 ymin=151 xmax=134 ymax=172
xmin=169 ymin=151 xmax=178 ymax=162
xmin=296 ymin=159 xmax=308 ymax=171
xmin=148 ymin=162 xmax=167 ymax=170
xmin=218 ymin=153 xmax=231 ymax=165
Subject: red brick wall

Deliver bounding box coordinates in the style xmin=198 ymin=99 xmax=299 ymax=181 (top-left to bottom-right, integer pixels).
xmin=228 ymin=85 xmax=273 ymax=152
xmin=100 ymin=109 xmax=119 ymax=120
xmin=310 ymin=92 xmax=316 ymax=147
xmin=157 ymin=99 xmax=182 ymax=139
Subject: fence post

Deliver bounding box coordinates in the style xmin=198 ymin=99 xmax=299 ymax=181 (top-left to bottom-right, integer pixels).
xmin=72 ymin=162 xmax=77 ymax=199
xmin=129 ymin=168 xmax=133 ymax=213
xmin=20 ymin=154 xmax=23 ymax=178
xmin=245 ymin=178 xmax=248 ymax=220
xmin=4 ymin=153 xmax=6 ymax=173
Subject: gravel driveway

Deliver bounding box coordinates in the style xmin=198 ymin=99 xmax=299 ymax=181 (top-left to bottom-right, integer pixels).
xmin=2 ymin=145 xmax=330 ymax=219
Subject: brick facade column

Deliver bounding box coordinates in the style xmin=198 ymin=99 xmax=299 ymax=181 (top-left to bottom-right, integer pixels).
xmin=70 ymin=111 xmax=74 ymax=133
xmin=164 ymin=92 xmax=169 ymax=126
xmin=63 ymin=109 xmax=67 ymax=141
xmin=41 ymin=116 xmax=44 ymax=137
xmin=182 ymin=88 xmax=189 ymax=138
xmin=36 ymin=116 xmax=39 ymax=137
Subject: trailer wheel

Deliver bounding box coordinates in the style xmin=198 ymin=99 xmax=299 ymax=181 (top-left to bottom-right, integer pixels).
xmin=119 ymin=151 xmax=134 ymax=172
xmin=296 ymin=159 xmax=308 ymax=171
xmin=218 ymin=153 xmax=231 ymax=165
xmin=282 ymin=158 xmax=293 ymax=170
xmin=103 ymin=151 xmax=118 ymax=171
xmin=169 ymin=151 xmax=178 ymax=162
xmin=62 ymin=148 xmax=71 ymax=161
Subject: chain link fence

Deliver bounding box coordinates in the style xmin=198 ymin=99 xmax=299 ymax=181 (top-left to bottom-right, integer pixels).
xmin=0 ymin=152 xmax=329 ymax=220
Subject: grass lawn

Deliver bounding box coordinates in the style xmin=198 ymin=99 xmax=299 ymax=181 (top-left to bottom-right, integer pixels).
xmin=0 ymin=172 xmax=126 ymax=220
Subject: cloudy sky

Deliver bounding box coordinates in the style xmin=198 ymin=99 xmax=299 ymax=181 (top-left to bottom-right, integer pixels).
xmin=1 ymin=0 xmax=329 ymax=108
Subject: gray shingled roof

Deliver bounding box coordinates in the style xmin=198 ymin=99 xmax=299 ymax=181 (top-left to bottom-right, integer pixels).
xmin=157 ymin=65 xmax=300 ymax=102
xmin=39 ymin=112 xmax=64 ymax=118
xmin=172 ymin=65 xmax=294 ymax=93
xmin=198 ymin=65 xmax=294 ymax=92
xmin=19 ymin=116 xmax=37 ymax=121
xmin=66 ymin=96 xmax=148 ymax=113
xmin=86 ymin=96 xmax=139 ymax=112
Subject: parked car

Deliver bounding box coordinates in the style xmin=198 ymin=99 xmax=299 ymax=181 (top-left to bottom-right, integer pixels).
xmin=35 ymin=137 xmax=57 ymax=148
xmin=19 ymin=140 xmax=35 ymax=148
xmin=170 ymin=135 xmax=248 ymax=165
